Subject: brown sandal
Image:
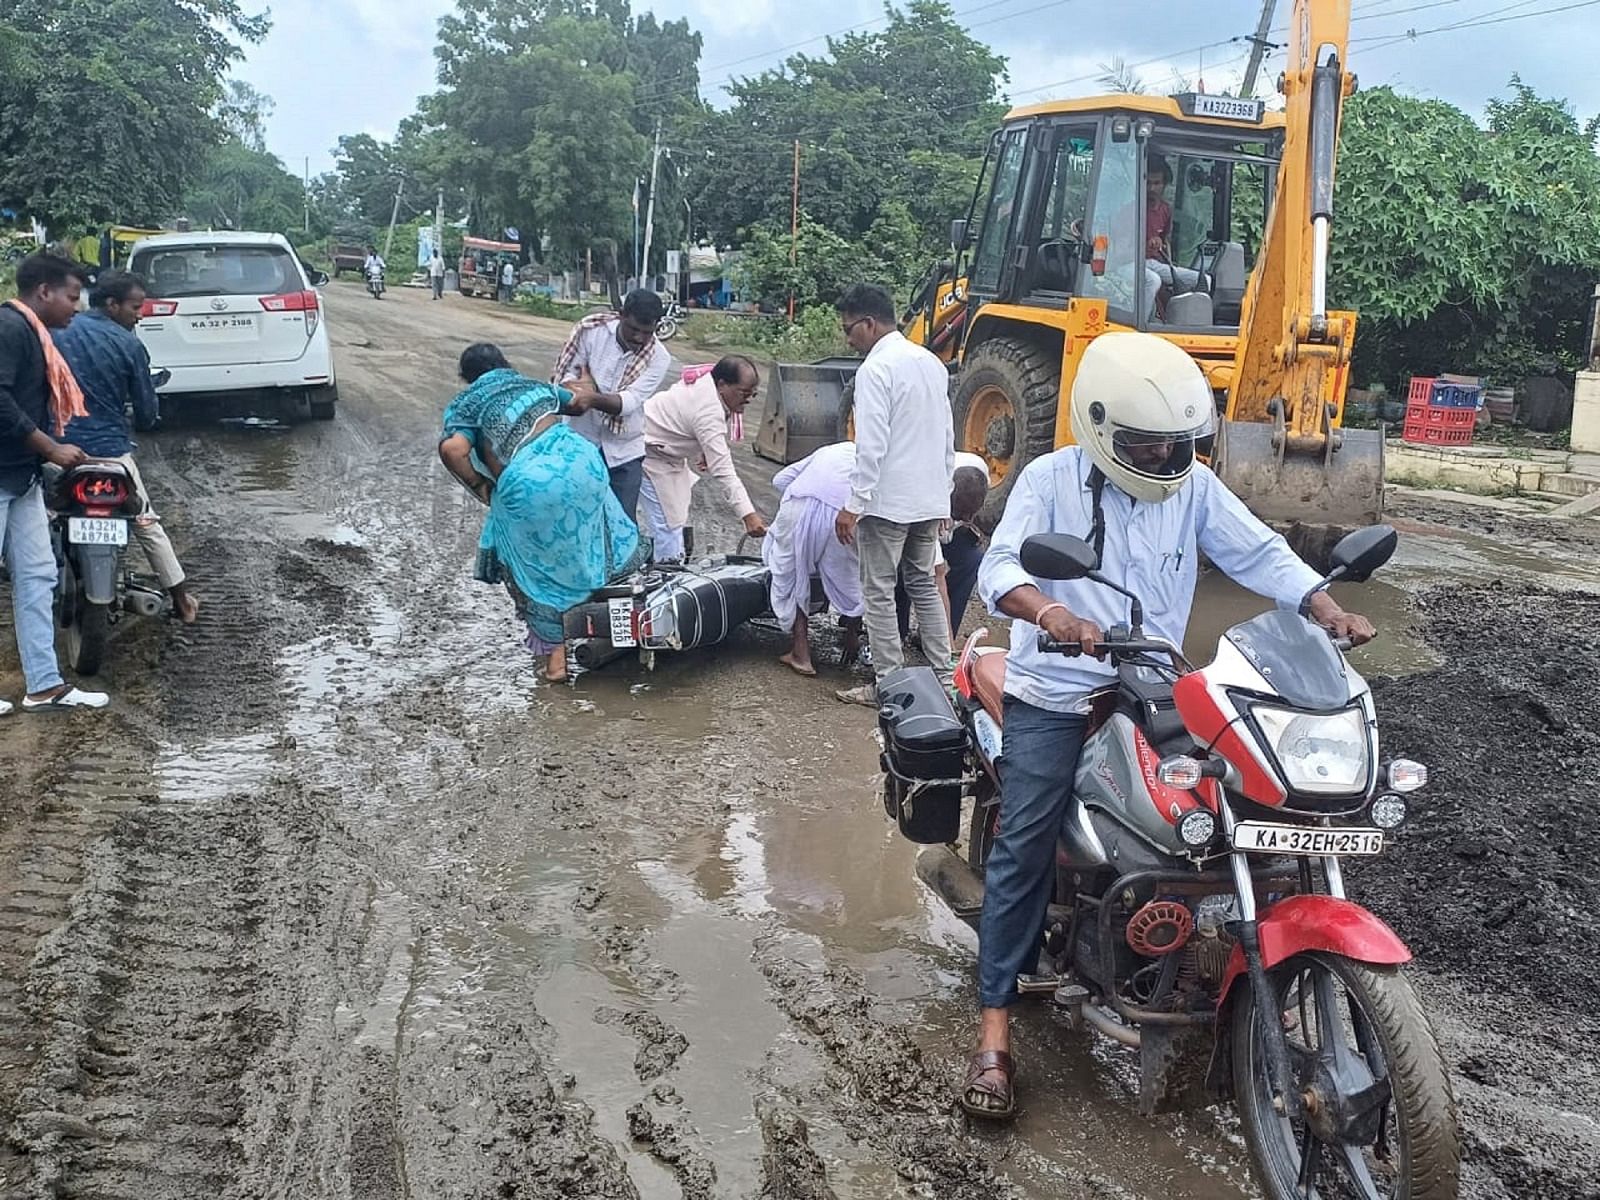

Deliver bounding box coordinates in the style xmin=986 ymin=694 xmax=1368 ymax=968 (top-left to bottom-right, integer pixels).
xmin=959 ymin=1049 xmax=1015 ymax=1120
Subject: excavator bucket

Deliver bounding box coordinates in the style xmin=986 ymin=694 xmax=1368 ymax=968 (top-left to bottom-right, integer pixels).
xmin=754 ymin=357 xmax=859 ymax=465
xmin=1215 ymin=418 xmax=1386 ymax=564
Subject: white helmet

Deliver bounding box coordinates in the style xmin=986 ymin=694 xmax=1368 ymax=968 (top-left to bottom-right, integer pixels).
xmin=1069 ymin=332 xmax=1214 ymax=504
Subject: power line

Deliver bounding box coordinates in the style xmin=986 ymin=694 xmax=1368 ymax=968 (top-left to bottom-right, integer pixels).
xmin=1352 ymin=0 xmax=1599 ymax=50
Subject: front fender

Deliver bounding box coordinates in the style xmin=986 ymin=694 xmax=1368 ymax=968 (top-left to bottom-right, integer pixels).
xmin=1207 ymin=895 xmax=1411 ymax=1100
xmin=1217 ymin=895 xmax=1411 ymax=1007
xmin=72 ymin=545 xmax=122 ymax=606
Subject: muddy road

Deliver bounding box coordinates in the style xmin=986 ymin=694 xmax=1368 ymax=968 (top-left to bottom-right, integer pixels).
xmin=0 ymin=282 xmax=1594 ymax=1199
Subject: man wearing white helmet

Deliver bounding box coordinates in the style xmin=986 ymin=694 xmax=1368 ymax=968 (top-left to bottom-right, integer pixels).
xmin=959 ymin=332 xmax=1375 ymax=1120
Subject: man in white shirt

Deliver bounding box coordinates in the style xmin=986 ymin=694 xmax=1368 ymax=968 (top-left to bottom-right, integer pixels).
xmin=832 ymin=283 xmax=954 ymax=705
xmin=362 ymin=247 xmax=384 ymax=284
xmin=498 ymin=260 xmax=516 ymax=303
xmin=552 ymin=290 xmax=671 ymax=520
xmin=897 ymin=448 xmax=990 ymax=645
xmin=958 ymin=332 xmax=1375 ymax=1121
xmin=429 ymin=251 xmax=446 ymax=300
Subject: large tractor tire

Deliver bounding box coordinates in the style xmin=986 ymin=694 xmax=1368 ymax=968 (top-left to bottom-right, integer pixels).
xmin=951 ymin=337 xmax=1062 ymax=530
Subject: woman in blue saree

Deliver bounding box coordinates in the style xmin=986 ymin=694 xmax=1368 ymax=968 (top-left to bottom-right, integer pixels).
xmin=439 ymin=344 xmax=648 ymax=681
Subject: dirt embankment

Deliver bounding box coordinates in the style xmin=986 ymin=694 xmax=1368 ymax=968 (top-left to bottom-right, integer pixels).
xmin=1359 ymin=582 xmax=1600 ymax=1199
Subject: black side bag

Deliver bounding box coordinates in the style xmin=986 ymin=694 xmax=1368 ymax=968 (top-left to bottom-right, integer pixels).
xmin=878 ymin=666 xmax=968 ymax=844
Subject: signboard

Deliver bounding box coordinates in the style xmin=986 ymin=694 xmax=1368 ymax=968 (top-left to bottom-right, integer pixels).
xmin=665 ymin=250 xmax=682 ymax=274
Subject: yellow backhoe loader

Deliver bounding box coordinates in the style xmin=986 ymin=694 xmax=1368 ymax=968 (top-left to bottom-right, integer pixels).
xmin=757 ymin=0 xmax=1381 ymax=538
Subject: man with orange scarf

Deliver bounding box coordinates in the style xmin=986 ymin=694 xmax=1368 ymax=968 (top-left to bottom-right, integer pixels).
xmin=0 ymin=253 xmax=110 ymax=713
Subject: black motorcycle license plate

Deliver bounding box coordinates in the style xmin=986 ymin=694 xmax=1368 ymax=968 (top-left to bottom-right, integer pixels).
xmin=1231 ymin=821 xmax=1384 ymax=856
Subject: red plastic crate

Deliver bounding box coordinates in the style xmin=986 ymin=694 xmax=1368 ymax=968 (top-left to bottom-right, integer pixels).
xmin=1404 ymin=401 xmax=1475 ymax=431
xmin=1407 ymin=376 xmax=1436 ymax=406
xmin=1402 ymin=424 xmax=1474 ymax=446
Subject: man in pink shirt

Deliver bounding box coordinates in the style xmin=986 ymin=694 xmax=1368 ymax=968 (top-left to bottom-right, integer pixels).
xmin=639 ymin=356 xmax=768 ymax=561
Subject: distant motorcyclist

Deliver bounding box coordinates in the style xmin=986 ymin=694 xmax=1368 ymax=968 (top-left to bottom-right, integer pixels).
xmin=959 ymin=332 xmax=1375 ymax=1120
xmin=53 ymin=270 xmax=199 ymax=624
xmin=363 ymin=247 xmax=385 ymax=295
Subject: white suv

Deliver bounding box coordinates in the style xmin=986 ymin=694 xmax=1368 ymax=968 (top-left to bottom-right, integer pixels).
xmin=127 ymin=231 xmax=339 ymax=420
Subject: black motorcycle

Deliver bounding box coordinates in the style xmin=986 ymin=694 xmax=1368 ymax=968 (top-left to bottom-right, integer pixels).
xmin=44 ymin=459 xmax=168 ymax=674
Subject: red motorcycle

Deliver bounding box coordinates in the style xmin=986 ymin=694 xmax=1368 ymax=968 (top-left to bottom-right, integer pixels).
xmin=881 ymin=525 xmax=1461 ymax=1199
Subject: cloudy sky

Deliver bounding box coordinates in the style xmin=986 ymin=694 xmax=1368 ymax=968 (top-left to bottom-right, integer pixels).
xmin=242 ymin=0 xmax=1600 ymax=176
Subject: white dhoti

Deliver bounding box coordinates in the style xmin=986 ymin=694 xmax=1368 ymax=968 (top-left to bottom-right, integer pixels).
xmin=763 ymin=496 xmax=863 ymax=627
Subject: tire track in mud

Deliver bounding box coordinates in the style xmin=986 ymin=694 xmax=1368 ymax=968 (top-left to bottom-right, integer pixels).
xmin=0 ymin=741 xmax=158 ymax=1200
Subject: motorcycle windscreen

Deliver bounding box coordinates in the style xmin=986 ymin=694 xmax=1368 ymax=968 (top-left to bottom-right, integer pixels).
xmin=1221 ymin=609 xmax=1355 ymax=710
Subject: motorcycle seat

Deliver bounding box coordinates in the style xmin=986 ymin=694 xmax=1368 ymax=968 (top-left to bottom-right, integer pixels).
xmin=970 ymin=648 xmax=1007 ymax=723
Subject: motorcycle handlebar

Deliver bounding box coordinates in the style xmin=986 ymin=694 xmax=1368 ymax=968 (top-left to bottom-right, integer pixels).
xmin=1035 ymin=632 xmax=1178 ymax=659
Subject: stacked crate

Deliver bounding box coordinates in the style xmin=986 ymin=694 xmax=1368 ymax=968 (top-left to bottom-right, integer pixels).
xmin=1402 ymin=377 xmax=1481 ymax=446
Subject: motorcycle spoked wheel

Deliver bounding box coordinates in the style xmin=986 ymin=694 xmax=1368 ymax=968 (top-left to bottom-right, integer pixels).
xmin=59 ymin=557 xmax=110 ymax=676
xmin=656 ymin=314 xmax=679 ymax=340
xmin=1233 ymin=951 xmax=1461 ymax=1200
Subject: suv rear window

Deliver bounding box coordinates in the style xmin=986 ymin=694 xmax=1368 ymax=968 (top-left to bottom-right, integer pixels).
xmin=130 ymin=244 xmax=304 ymax=299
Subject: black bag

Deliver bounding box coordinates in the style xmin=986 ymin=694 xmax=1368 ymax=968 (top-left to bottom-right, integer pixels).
xmin=878 ymin=666 xmax=968 ymax=844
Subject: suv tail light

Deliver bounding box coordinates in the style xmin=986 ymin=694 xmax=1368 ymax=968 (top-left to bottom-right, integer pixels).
xmin=260 ymin=289 xmax=320 ymax=337
xmin=140 ymin=299 xmax=178 ymax=318
xmin=71 ymin=474 xmax=130 ymax=508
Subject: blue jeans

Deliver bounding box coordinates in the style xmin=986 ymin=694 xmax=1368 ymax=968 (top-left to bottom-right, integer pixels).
xmin=0 ymin=482 xmax=64 ymax=694
xmin=608 ymin=457 xmax=644 ymax=522
xmin=978 ymin=698 xmax=1088 ymax=1009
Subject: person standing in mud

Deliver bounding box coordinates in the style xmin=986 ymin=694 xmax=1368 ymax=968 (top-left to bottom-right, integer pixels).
xmin=961 ymin=333 xmax=1375 ymax=1121
xmin=551 ymin=290 xmax=671 ymax=521
xmin=0 ymin=252 xmax=111 ymax=713
xmin=832 ymin=283 xmax=954 ymax=706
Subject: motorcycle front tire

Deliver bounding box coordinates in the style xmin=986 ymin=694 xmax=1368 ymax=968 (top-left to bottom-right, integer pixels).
xmin=1232 ymin=951 xmax=1460 ymax=1200
xmin=657 ymin=315 xmax=679 ymax=340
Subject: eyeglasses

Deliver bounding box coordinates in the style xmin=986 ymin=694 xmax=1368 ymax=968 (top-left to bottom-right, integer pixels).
xmin=840 ymin=317 xmax=870 ymax=337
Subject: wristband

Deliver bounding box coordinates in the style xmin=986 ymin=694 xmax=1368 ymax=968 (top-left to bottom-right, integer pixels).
xmin=1034 ymin=602 xmax=1069 ymax=627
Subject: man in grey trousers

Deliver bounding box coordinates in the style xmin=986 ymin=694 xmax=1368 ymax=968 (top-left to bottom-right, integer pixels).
xmin=832 ymin=283 xmax=955 ymax=705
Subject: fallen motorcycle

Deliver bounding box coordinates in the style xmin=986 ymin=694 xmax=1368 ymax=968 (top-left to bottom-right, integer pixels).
xmin=883 ymin=525 xmax=1461 ymax=1199
xmin=655 ymin=299 xmax=687 ymax=341
xmin=44 ymin=459 xmax=169 ymax=674
xmin=562 ymin=551 xmax=772 ymax=674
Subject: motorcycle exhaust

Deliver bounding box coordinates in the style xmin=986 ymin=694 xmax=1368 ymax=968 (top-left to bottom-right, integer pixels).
xmin=123 ymin=587 xmax=164 ymax=618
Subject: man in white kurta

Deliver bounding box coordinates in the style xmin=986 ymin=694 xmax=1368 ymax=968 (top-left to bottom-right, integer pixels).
xmin=764 ymin=441 xmax=864 ymax=676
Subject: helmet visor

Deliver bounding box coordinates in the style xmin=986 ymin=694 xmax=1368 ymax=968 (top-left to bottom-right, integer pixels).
xmin=1111 ymin=416 xmax=1211 ymax=480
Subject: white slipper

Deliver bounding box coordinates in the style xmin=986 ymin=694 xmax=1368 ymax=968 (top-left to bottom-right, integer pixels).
xmin=0 ymin=698 xmax=13 ymax=717
xmin=22 ymin=687 xmax=110 ymax=712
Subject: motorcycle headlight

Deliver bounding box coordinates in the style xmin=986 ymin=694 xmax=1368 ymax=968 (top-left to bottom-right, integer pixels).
xmin=1250 ymin=704 xmax=1370 ymax=796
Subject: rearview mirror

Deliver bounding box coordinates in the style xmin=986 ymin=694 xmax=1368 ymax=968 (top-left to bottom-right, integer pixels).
xmin=1021 ymin=533 xmax=1099 ymax=582
xmin=311 ymin=270 xmax=330 ymax=287
xmin=949 ymin=218 xmax=969 ymax=250
xmin=1328 ymin=524 xmax=1397 ymax=583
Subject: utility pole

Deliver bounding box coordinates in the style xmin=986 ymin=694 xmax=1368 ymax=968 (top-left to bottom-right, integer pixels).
xmin=789 ymin=139 xmax=800 ymax=321
xmin=1240 ymin=0 xmax=1277 ymax=98
xmin=640 ymin=119 xmax=664 ymax=293
xmin=303 ymin=156 xmax=310 ymax=236
xmin=682 ymin=196 xmax=693 ymax=306
xmin=434 ymin=187 xmax=444 ymax=265
xmin=632 ymin=178 xmax=641 ymax=288
xmin=383 ymin=178 xmax=404 ymax=260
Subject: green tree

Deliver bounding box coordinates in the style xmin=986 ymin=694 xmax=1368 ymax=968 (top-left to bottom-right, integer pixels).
xmin=732 ymin=213 xmax=881 ymax=311
xmin=0 ymin=0 xmax=269 ymax=227
xmin=691 ymin=1 xmax=1005 ymax=287
xmin=182 ymin=140 xmax=306 ymax=234
xmin=1332 ymin=81 xmax=1600 ymax=387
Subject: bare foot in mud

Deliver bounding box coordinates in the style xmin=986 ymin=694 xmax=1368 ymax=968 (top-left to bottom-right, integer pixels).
xmin=172 ymin=588 xmax=200 ymax=624
xmin=778 ymin=653 xmax=816 ymax=677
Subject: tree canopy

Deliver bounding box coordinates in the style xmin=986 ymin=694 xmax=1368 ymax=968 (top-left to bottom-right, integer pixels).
xmin=1333 ymin=80 xmax=1600 ymax=385
xmin=0 ymin=0 xmax=268 ymax=227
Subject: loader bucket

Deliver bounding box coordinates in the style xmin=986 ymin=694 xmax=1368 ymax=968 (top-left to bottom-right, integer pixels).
xmin=754 ymin=357 xmax=860 ymax=465
xmin=1214 ymin=418 xmax=1386 ymax=568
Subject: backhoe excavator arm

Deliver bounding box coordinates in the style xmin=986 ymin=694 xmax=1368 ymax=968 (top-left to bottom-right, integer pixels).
xmin=1218 ymin=0 xmax=1384 ymax=528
